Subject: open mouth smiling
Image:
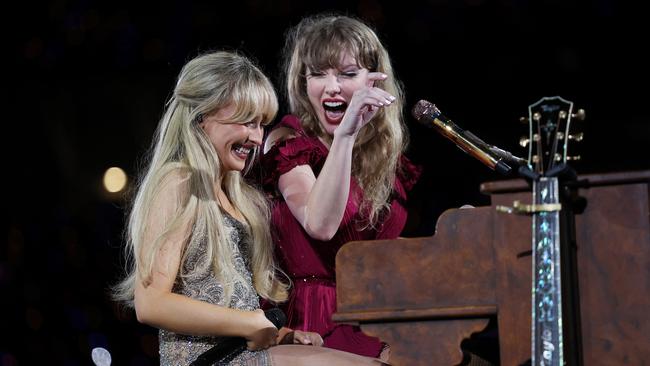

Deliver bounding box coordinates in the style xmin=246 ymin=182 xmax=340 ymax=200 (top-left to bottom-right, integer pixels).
xmin=232 ymin=143 xmax=253 ymax=160
xmin=323 ymin=100 xmax=347 ymax=124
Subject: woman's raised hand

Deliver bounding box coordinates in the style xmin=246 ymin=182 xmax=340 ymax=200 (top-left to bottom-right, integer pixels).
xmin=335 ymin=72 xmax=395 ymax=138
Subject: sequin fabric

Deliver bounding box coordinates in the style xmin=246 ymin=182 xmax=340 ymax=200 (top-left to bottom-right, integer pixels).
xmin=159 ymin=215 xmax=271 ymax=366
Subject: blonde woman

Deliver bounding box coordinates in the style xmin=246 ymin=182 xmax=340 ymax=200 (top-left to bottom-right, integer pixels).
xmin=114 ymin=51 xmax=386 ymax=365
xmin=262 ymin=15 xmax=421 ymax=360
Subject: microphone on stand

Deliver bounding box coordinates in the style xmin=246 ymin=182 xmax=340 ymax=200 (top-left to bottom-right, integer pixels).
xmin=412 ymin=99 xmax=536 ymax=179
xmin=190 ymin=308 xmax=286 ymax=366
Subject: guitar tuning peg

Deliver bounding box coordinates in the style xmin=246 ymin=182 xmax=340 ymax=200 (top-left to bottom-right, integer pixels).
xmin=519 ymin=116 xmax=529 ymax=124
xmin=567 ymin=155 xmax=581 ymax=161
xmin=556 ymin=131 xmax=565 ymax=140
xmin=554 ymin=153 xmax=562 ymax=162
xmin=519 ymin=136 xmax=530 ymax=147
xmin=532 ymin=155 xmax=539 ymax=163
xmin=533 ymin=112 xmax=542 ymax=122
xmin=572 ymin=109 xmax=586 ymax=121
xmin=568 ymin=132 xmax=584 ymax=142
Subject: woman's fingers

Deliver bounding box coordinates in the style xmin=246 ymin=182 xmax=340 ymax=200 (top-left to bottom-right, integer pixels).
xmin=366 ymin=72 xmax=388 ymax=87
xmin=246 ymin=326 xmax=279 ymax=350
xmin=349 ymin=90 xmax=393 ymax=117
xmin=291 ymin=330 xmax=324 ymax=347
xmin=356 ymin=88 xmax=395 ymax=123
xmin=293 ymin=333 xmax=311 ymax=344
xmin=311 ymin=333 xmax=323 ymax=347
xmin=357 ymin=87 xmax=396 ymax=108
xmin=337 ymin=83 xmax=397 ymax=136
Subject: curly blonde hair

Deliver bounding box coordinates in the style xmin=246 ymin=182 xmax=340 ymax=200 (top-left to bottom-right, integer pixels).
xmin=283 ymin=14 xmax=408 ymax=227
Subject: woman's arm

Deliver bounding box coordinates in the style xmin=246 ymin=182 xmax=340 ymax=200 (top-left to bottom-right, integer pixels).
xmin=277 ymin=133 xmax=354 ymax=241
xmin=133 ymin=174 xmax=277 ymax=349
xmin=133 ymin=239 xmax=272 ymax=339
xmin=277 ymin=73 xmax=395 ymax=241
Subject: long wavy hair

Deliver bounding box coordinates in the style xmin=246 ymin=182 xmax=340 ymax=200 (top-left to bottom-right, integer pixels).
xmin=114 ymin=51 xmax=287 ymax=306
xmin=283 ymin=14 xmax=408 ymax=227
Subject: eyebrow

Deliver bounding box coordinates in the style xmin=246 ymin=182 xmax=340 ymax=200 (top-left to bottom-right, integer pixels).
xmin=339 ymin=63 xmax=363 ymax=70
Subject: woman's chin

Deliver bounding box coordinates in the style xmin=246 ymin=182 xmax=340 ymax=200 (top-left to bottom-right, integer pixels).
xmin=222 ymin=158 xmax=246 ymax=173
xmin=319 ymin=118 xmax=342 ymax=136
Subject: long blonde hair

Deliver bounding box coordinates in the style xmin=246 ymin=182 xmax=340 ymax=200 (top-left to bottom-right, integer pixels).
xmin=283 ymin=14 xmax=407 ymax=227
xmin=114 ymin=51 xmax=287 ymax=306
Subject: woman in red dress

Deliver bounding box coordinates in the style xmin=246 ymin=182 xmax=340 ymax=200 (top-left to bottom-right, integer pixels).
xmin=262 ymin=15 xmax=420 ymax=360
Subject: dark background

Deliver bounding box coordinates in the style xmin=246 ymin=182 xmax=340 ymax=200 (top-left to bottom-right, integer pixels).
xmin=4 ymin=0 xmax=648 ymax=365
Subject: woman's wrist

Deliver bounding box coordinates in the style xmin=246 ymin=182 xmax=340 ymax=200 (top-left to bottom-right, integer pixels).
xmin=332 ymin=128 xmax=358 ymax=142
xmin=330 ymin=132 xmax=356 ymax=154
xmin=241 ymin=309 xmax=265 ymax=338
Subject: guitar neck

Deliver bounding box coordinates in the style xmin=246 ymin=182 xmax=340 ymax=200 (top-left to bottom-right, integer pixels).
xmin=525 ymin=96 xmax=579 ymax=174
xmin=532 ymin=177 xmax=564 ymax=365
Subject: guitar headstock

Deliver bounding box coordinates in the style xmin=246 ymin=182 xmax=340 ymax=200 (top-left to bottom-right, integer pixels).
xmin=519 ymin=96 xmax=585 ymax=175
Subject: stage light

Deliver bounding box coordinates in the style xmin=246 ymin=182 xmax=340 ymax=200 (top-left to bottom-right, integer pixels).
xmin=103 ymin=167 xmax=127 ymax=193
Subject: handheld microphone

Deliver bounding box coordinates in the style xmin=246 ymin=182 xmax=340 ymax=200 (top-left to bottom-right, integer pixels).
xmin=412 ymin=100 xmax=528 ymax=176
xmin=190 ymin=308 xmax=286 ymax=366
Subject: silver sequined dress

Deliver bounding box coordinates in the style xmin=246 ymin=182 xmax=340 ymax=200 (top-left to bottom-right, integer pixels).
xmin=159 ymin=214 xmax=271 ymax=366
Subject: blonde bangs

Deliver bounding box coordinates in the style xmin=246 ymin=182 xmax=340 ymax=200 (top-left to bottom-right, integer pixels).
xmin=301 ymin=19 xmax=379 ymax=72
xmin=303 ymin=36 xmax=350 ymax=71
xmin=228 ymin=75 xmax=278 ymax=125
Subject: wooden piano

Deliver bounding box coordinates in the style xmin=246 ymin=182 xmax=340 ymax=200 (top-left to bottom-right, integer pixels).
xmin=333 ymin=170 xmax=650 ymax=365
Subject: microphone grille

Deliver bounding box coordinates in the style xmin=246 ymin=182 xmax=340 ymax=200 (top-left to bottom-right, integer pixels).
xmin=411 ymin=99 xmax=440 ymax=122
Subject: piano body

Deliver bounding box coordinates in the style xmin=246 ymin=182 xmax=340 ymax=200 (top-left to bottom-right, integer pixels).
xmin=333 ymin=170 xmax=650 ymax=365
